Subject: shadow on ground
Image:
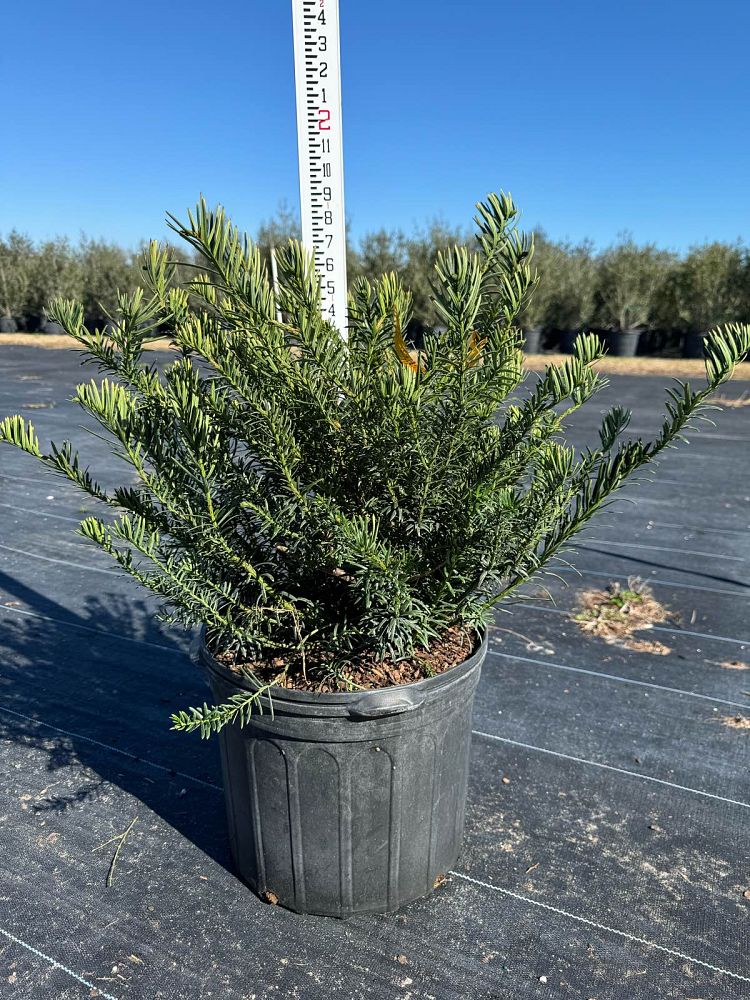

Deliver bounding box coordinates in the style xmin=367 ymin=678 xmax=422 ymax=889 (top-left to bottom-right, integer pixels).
xmin=0 ymin=570 xmax=233 ymax=874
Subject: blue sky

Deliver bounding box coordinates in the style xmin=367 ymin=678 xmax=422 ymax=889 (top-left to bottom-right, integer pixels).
xmin=2 ymin=0 xmax=748 ymax=250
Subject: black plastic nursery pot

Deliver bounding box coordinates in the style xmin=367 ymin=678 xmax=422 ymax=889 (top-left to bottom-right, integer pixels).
xmin=609 ymin=328 xmax=641 ymax=357
xmin=198 ymin=628 xmax=487 ymax=917
xmin=522 ymin=326 xmax=542 ymax=353
xmin=40 ymin=319 xmax=66 ymax=335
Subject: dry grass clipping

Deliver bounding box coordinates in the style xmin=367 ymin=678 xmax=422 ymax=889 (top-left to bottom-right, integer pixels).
xmin=714 ymin=392 xmax=750 ymax=408
xmin=721 ymin=715 xmax=750 ymax=731
xmin=524 ymin=353 xmax=750 ymax=380
xmin=574 ymin=577 xmax=672 ymax=655
xmin=718 ymin=659 xmax=750 ymax=671
xmin=0 ymin=333 xmax=175 ymax=351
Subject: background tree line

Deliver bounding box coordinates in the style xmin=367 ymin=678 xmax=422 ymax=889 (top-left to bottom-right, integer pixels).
xmin=2 ymin=208 xmax=749 ymax=354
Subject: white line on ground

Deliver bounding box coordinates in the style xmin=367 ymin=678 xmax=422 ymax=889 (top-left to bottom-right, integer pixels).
xmin=473 ymin=730 xmax=750 ymax=809
xmin=0 ymin=705 xmax=222 ymax=792
xmin=3 ymin=532 xmax=106 ymax=556
xmin=646 ymin=519 xmax=750 ymax=537
xmin=0 ymin=926 xmax=120 ymax=1000
xmin=623 ymin=477 xmax=703 ymax=487
xmin=625 ymin=622 xmax=748 ymax=647
xmin=0 ymin=471 xmax=65 ymax=486
xmin=621 ymin=427 xmax=748 ymax=443
xmin=0 ymin=543 xmax=120 ymax=575
xmin=656 ymin=450 xmax=741 ymax=462
xmin=0 ymin=501 xmax=82 ymax=523
xmin=617 ymin=492 xmax=747 ymax=510
xmin=520 ymin=603 xmax=750 ymax=648
xmin=486 ymin=647 xmax=750 ymax=711
xmin=578 ymin=539 xmax=745 ymax=562
xmin=559 ymin=567 xmax=750 ymax=600
xmin=0 ymin=604 xmax=183 ymax=655
xmin=449 ymin=872 xmax=750 ymax=984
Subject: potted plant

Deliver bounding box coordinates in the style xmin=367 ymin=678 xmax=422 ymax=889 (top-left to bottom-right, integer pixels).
xmin=1 ymin=194 xmax=747 ymax=917
xmin=0 ymin=230 xmax=34 ymax=333
xmin=673 ymin=242 xmax=747 ymax=358
xmin=538 ymin=239 xmax=596 ymax=354
xmin=25 ymin=237 xmax=83 ymax=334
xmin=594 ymin=239 xmax=674 ymax=356
xmin=354 ymin=221 xmax=469 ymax=347
xmin=78 ymin=236 xmax=139 ymax=328
xmin=39 ymin=317 xmax=67 ymax=335
xmin=517 ymin=230 xmax=549 ymax=353
xmin=520 ymin=322 xmax=543 ymax=354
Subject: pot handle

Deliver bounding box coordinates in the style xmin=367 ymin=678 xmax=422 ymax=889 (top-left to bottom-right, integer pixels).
xmin=348 ymin=692 xmax=425 ymax=719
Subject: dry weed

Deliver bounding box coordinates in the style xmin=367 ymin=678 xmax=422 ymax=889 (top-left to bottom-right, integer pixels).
xmin=574 ymin=577 xmax=672 ymax=654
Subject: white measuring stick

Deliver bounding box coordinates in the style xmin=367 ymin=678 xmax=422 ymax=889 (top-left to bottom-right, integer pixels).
xmin=291 ymin=0 xmax=348 ymax=336
xmin=269 ymin=246 xmax=283 ymax=322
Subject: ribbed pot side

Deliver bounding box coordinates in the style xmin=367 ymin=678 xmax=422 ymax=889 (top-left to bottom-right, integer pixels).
xmin=610 ymin=328 xmax=641 ymax=357
xmin=198 ymin=630 xmax=487 ymax=917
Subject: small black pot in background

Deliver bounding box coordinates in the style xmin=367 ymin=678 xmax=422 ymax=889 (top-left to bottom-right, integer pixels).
xmin=198 ymin=628 xmax=487 ymax=917
xmin=0 ymin=316 xmax=18 ymax=333
xmin=608 ymin=327 xmax=642 ymax=357
xmin=522 ymin=326 xmax=543 ymax=353
xmin=40 ymin=320 xmax=65 ymax=335
xmin=682 ymin=332 xmax=706 ymax=359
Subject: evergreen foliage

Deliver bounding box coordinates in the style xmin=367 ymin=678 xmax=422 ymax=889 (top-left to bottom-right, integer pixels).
xmin=673 ymin=242 xmax=747 ymax=333
xmin=27 ymin=237 xmax=83 ymax=321
xmin=357 ymin=221 xmax=470 ymax=333
xmin=594 ymin=239 xmax=676 ymax=331
xmin=0 ymin=231 xmax=35 ymax=320
xmin=77 ymin=237 xmax=140 ymax=326
xmin=1 ymin=193 xmax=748 ymax=735
xmin=520 ymin=233 xmax=596 ymax=331
xmin=2 ymin=215 xmax=750 ymax=338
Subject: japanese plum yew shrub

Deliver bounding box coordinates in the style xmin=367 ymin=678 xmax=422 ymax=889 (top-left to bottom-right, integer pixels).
xmin=1 ymin=194 xmax=747 ymax=735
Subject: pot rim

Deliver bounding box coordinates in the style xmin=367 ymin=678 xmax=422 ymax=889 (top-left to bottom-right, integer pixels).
xmin=196 ymin=625 xmax=488 ymax=710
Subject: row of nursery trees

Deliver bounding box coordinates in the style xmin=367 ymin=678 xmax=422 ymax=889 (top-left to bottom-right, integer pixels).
xmin=1 ymin=208 xmax=749 ymax=347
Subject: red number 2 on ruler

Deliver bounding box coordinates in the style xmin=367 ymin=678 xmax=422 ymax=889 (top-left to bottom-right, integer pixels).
xmin=318 ymin=108 xmax=331 ymax=130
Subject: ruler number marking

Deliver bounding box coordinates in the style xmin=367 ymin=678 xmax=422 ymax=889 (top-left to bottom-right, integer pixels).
xmin=292 ymin=0 xmax=347 ymax=331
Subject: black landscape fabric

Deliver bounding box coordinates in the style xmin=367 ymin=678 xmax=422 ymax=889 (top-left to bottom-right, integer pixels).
xmin=0 ymin=346 xmax=748 ymax=999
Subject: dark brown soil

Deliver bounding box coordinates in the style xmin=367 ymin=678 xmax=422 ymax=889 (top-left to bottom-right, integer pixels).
xmin=214 ymin=625 xmax=478 ymax=693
